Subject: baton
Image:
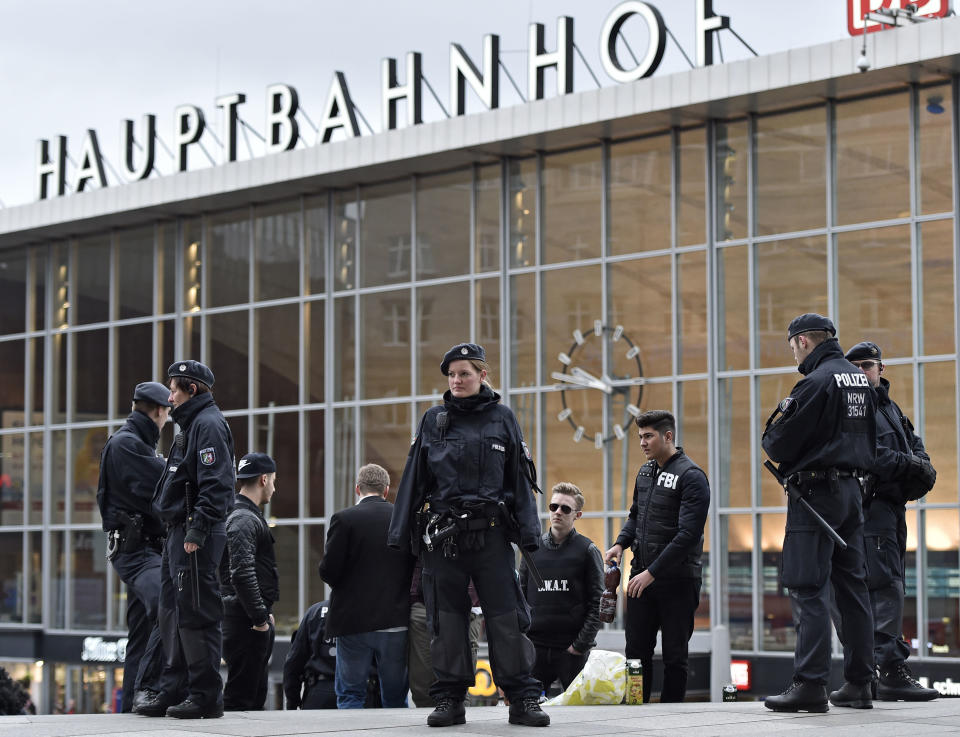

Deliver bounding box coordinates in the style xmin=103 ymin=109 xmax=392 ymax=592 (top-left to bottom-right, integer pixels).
xmin=184 ymin=482 xmax=202 ymax=610
xmin=764 ymin=460 xmax=847 ymax=550
xmin=495 ymin=501 xmax=546 ymax=589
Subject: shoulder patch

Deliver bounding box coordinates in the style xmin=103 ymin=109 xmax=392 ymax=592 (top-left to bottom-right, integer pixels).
xmin=199 ymin=447 xmax=216 ymax=466
xmin=521 ymin=440 xmax=532 ymax=461
xmin=778 ymin=397 xmax=796 ymax=414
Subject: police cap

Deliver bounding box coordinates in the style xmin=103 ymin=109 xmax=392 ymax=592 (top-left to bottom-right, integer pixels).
xmin=236 ymin=452 xmax=277 ymax=479
xmin=845 ymin=341 xmax=882 ymax=363
xmin=786 ymin=313 xmax=836 ymax=341
xmin=133 ymin=381 xmax=173 ymax=407
xmin=167 ymin=359 xmax=215 ymax=389
xmin=440 ymin=342 xmax=486 ymax=376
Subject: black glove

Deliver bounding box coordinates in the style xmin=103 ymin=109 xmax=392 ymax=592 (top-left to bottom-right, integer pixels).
xmin=904 ymin=455 xmax=936 ymax=501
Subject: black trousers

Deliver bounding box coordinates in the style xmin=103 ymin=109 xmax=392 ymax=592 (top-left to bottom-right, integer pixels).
xmin=782 ymin=478 xmax=874 ymax=686
xmin=111 ymin=546 xmax=165 ymax=712
xmin=223 ymin=611 xmax=275 ymax=710
xmin=158 ymin=523 xmax=226 ymax=709
xmin=422 ymin=527 xmax=539 ymax=702
xmin=532 ymin=646 xmax=588 ymax=695
xmin=864 ymin=499 xmax=911 ymax=670
xmin=624 ymin=577 xmax=701 ymax=703
xmin=301 ymin=678 xmax=337 ymax=709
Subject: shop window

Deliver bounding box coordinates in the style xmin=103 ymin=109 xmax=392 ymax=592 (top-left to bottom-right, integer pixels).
xmin=0 ymin=432 xmax=25 ymax=527
xmin=717 ymin=377 xmax=751 ymax=508
xmin=759 ymin=512 xmax=793 ymax=652
xmin=924 ymin=508 xmax=959 ymax=657
xmin=721 ymin=515 xmax=754 ymax=650
xmin=0 ymin=532 xmax=23 ymax=622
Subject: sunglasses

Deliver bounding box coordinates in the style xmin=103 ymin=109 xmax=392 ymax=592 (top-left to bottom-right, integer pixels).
xmin=549 ymin=503 xmax=575 ymax=515
xmin=851 ymin=360 xmax=880 ymax=370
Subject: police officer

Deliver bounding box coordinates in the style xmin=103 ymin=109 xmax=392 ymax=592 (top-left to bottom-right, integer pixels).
xmin=388 ymin=342 xmax=549 ymax=728
xmin=842 ymin=342 xmax=937 ymax=701
xmin=762 ymin=314 xmax=877 ymax=713
xmin=221 ymin=452 xmax=279 ymax=711
xmin=283 ymin=600 xmax=337 ymax=709
xmin=152 ymin=360 xmax=235 ymax=719
xmin=97 ymin=382 xmax=176 ymax=713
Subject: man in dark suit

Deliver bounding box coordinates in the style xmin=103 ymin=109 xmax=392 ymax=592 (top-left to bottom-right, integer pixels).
xmin=319 ymin=464 xmax=414 ymax=708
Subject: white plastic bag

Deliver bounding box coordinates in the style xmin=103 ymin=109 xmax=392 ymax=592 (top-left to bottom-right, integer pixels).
xmin=542 ymin=649 xmax=626 ymax=706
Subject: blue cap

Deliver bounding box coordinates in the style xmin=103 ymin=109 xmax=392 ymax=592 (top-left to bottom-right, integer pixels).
xmin=440 ymin=343 xmax=486 ymax=376
xmin=133 ymin=382 xmax=172 ymax=407
xmin=236 ymin=452 xmax=277 ymax=479
xmin=787 ymin=313 xmax=836 ymax=341
xmin=167 ymin=360 xmax=215 ymax=389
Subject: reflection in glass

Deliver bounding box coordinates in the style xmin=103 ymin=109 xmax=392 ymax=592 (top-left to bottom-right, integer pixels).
xmin=207 ymin=311 xmax=249 ymax=412
xmin=760 ymin=512 xmax=793 ymax=651
xmin=544 ymin=391 xmax=601 ymax=511
xmin=509 ymin=273 xmax=536 ymax=388
xmin=924 ymin=507 xmax=959 ymax=657
xmin=609 ymin=134 xmax=671 ymax=255
xmin=27 ymin=530 xmax=41 ymax=623
xmin=254 ymin=412 xmax=299 ymax=519
xmin=333 ymin=408 xmax=356 ymax=514
xmin=677 ymin=127 xmax=706 ymax=247
xmin=360 ymin=180 xmax=412 ymax=287
xmin=0 ymin=248 xmax=27 ymax=335
xmin=920 ymin=219 xmax=954 ymax=355
xmin=836 ymin=93 xmax=910 ymax=225
xmin=308 ymin=525 xmax=326 ymax=606
xmin=611 ymin=381 xmax=672 ymax=513
xmin=476 ymin=165 xmax=500 ymax=273
xmin=718 ymin=246 xmax=748 ymax=371
xmin=715 ymin=120 xmax=748 ymax=241
xmin=418 ymin=282 xmax=470 ymax=397
xmin=359 ymin=403 xmax=410 ymax=503
xmin=51 ymin=530 xmax=65 ymax=628
xmin=922 ymin=362 xmax=956 ymax=505
xmin=417 ymin=169 xmax=470 ymax=279
xmin=0 ymin=533 xmax=22 ymax=622
xmin=225 ymin=416 xmax=247 ymax=461
xmin=115 ymin=323 xmax=153 ymax=419
xmin=28 ymin=433 xmax=43 ymax=525
xmin=678 ymin=251 xmax=707 ymax=374
xmin=755 ymin=107 xmax=826 ymax=235
xmin=305 ymin=410 xmax=325 ymax=518
xmin=837 ymin=226 xmax=911 ymax=358
xmin=757 ymin=237 xmax=827 ymax=368
xmin=904 ymin=508 xmax=918 ymax=653
xmin=0 ymin=433 xmax=25 ymax=526
xmin=721 ymin=515 xmax=753 ymax=649
xmin=509 ymin=159 xmax=536 ymax=267
xmin=183 ymin=219 xmax=202 ymax=313
xmin=718 ymin=378 xmax=751 ymax=508
xmin=271 ymin=524 xmax=300 ymax=634
xmin=53 ymin=243 xmax=69 ymax=330
xmin=542 ymin=147 xmax=601 ymax=263
xmin=758 ymin=373 xmax=798 ymax=506
xmin=610 ymin=257 xmax=672 ymax=378
xmin=29 ymin=336 xmax=43 ymax=425
xmin=256 ymin=304 xmax=299 ymax=408
xmin=305 ymin=195 xmax=327 ymax=295
xmin=306 ymin=301 xmax=325 ymax=404
xmin=2 ymin=340 xmax=25 ymax=428
xmin=74 ymin=236 xmax=110 ymax=325
xmin=184 ymin=313 xmax=201 ymax=363
xmin=254 ymin=200 xmax=301 ymax=301
xmin=679 ymin=380 xmax=709 ymax=480
xmin=475 ymin=277 xmax=500 ymax=377
xmin=334 ymin=297 xmax=355 ymax=401
xmin=206 ymin=209 xmax=251 ymax=307
xmin=918 ymin=83 xmax=953 ymax=216
xmin=72 ymin=427 xmax=107 ymax=524
xmin=158 ymin=222 xmax=177 ymax=314
xmin=360 ymin=290 xmax=411 ymax=400
xmin=116 ymin=227 xmax=154 ymax=320
xmin=333 ymin=190 xmax=357 ymax=290
xmin=542 ymin=265 xmax=601 ymax=387
xmin=72 ymin=529 xmax=107 ymax=628
xmin=75 ymin=329 xmax=109 ymax=421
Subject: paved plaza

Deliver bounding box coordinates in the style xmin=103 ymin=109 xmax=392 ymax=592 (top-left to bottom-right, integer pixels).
xmin=1 ymin=700 xmax=960 ymax=737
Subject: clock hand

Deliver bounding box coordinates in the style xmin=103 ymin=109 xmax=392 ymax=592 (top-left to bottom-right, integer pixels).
xmin=570 ymin=367 xmax=613 ymax=394
xmin=550 ymin=371 xmax=594 ymax=388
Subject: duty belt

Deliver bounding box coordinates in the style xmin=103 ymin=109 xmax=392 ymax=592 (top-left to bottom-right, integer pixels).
xmin=305 ymin=672 xmax=331 ymax=686
xmin=787 ymin=468 xmax=861 ymax=496
xmin=421 ymin=506 xmax=501 ymax=551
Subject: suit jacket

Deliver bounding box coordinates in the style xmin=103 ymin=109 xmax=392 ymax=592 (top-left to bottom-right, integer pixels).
xmin=319 ymin=495 xmax=414 ymax=638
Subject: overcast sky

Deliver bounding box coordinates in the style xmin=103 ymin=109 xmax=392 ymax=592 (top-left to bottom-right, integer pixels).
xmin=0 ymin=0 xmax=851 ymax=208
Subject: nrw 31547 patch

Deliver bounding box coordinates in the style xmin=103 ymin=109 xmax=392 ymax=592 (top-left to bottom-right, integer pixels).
xmin=199 ymin=447 xmax=216 ymax=466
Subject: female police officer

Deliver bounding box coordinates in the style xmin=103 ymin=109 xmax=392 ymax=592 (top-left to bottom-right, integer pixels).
xmin=388 ymin=343 xmax=549 ymax=728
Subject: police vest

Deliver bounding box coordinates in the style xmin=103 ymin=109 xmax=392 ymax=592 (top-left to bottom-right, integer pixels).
xmin=630 ymin=454 xmax=703 ymax=579
xmin=527 ymin=532 xmax=593 ymax=649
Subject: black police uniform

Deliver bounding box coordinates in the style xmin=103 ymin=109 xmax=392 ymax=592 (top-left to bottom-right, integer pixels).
xmin=388 ymin=347 xmax=544 ymax=724
xmin=614 ymin=448 xmax=710 ymax=703
xmin=762 ymin=327 xmax=876 ymax=698
xmin=520 ymin=529 xmax=604 ymax=694
xmin=221 ymin=490 xmax=279 ymax=710
xmin=283 ymin=601 xmax=337 ymax=710
xmin=153 ymin=365 xmax=235 ymax=717
xmin=97 ymin=403 xmax=171 ymax=712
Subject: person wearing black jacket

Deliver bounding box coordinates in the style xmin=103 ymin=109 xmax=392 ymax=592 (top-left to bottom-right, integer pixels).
xmin=283 ymin=600 xmax=337 ymax=709
xmin=762 ymin=314 xmax=877 ymax=713
xmin=221 ymin=452 xmax=279 ymax=710
xmin=319 ymin=463 xmax=414 ymax=709
xmin=150 ymin=360 xmax=235 ymax=720
xmin=97 ymin=382 xmax=174 ymax=713
xmin=388 ymin=342 xmax=548 ymax=728
xmin=521 ymin=482 xmax=603 ymax=695
xmin=605 ymin=410 xmax=710 ymax=704
xmin=843 ymin=342 xmax=937 ymax=701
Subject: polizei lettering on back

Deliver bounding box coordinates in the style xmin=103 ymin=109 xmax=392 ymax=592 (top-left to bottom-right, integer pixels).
xmin=34 ymin=1 xmax=733 ymax=200
xmin=834 ymin=372 xmax=870 ymax=388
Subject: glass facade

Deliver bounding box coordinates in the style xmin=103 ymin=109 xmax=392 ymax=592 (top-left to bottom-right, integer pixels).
xmin=0 ymin=79 xmax=958 ymax=709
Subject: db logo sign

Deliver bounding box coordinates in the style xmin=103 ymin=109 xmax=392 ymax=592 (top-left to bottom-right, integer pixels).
xmin=848 ymin=0 xmax=949 ymax=35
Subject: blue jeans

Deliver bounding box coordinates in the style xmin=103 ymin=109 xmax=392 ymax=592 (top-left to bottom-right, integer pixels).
xmin=334 ymin=630 xmax=409 ymax=708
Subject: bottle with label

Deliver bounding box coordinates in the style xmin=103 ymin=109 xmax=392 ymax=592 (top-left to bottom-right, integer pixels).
xmin=626 ymin=659 xmax=644 ymax=704
xmin=598 ymin=561 xmax=620 ymax=623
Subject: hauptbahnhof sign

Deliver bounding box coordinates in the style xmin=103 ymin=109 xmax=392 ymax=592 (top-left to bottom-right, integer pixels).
xmin=34 ymin=0 xmax=732 ymax=201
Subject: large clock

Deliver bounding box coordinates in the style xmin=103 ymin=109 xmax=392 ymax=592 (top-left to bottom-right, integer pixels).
xmin=551 ymin=320 xmax=644 ymax=448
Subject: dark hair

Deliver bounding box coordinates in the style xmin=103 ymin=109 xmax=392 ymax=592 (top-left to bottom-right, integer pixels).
xmin=170 ymin=376 xmax=210 ymax=397
xmin=635 ymin=409 xmax=676 ymax=438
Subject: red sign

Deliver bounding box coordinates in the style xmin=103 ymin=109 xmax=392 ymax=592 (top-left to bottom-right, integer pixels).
xmin=848 ymin=0 xmax=950 ymax=35
xmin=730 ymin=660 xmax=751 ymax=691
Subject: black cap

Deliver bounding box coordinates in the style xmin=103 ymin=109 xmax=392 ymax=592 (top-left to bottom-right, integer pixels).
xmin=845 ymin=341 xmax=882 ymax=363
xmin=133 ymin=381 xmax=173 ymax=407
xmin=236 ymin=452 xmax=277 ymax=479
xmin=440 ymin=343 xmax=486 ymax=375
xmin=787 ymin=313 xmax=836 ymax=341
xmin=167 ymin=360 xmax=215 ymax=389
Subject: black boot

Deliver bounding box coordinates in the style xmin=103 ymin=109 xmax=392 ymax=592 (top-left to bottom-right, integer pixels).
xmin=132 ymin=689 xmax=169 ymax=717
xmin=829 ymin=681 xmax=873 ymax=709
xmin=764 ymin=680 xmax=828 ymax=713
xmin=166 ymin=697 xmax=224 ymax=719
xmin=877 ymin=664 xmax=938 ymax=702
xmin=508 ymin=697 xmax=550 ymax=727
xmin=427 ymin=697 xmax=466 ymax=727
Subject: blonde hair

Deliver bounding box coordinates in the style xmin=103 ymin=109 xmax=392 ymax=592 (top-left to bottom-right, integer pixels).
xmin=461 ymin=358 xmax=493 ymax=388
xmin=551 ymin=482 xmax=585 ymax=512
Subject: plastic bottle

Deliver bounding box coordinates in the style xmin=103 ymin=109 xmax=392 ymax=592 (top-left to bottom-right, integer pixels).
xmin=598 ymin=560 xmax=620 ymax=623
